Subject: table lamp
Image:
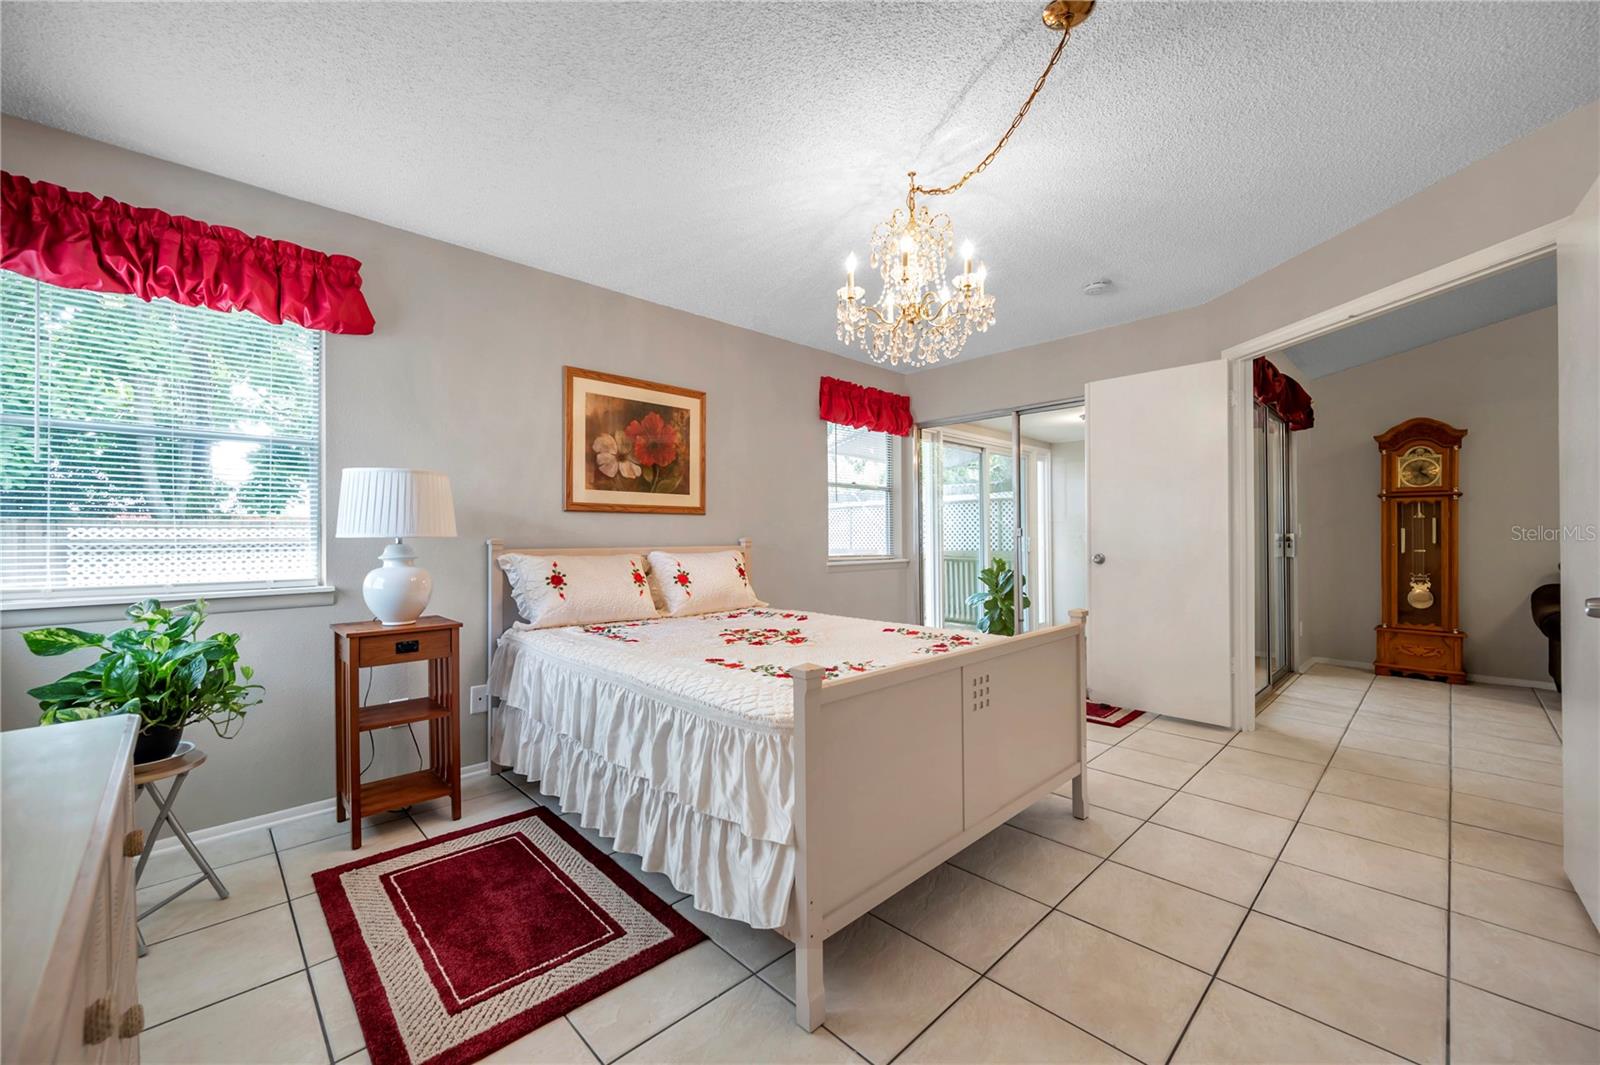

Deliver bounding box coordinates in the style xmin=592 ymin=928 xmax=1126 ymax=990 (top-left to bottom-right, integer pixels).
xmin=335 ymin=468 xmax=458 ymax=625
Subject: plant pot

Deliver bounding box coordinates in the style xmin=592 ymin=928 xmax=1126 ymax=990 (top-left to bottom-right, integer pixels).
xmin=134 ymin=724 xmax=185 ymax=764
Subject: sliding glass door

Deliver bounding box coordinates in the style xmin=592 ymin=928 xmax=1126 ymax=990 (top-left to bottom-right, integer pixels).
xmin=919 ymin=403 xmax=1082 ymax=632
xmin=1255 ymin=404 xmax=1294 ymax=692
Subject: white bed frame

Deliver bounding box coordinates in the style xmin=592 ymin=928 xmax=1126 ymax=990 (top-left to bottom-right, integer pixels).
xmin=485 ymin=538 xmax=1088 ymax=1030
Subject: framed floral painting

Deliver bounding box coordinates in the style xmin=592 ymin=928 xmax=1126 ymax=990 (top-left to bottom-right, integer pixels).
xmin=564 ymin=366 xmax=706 ymax=514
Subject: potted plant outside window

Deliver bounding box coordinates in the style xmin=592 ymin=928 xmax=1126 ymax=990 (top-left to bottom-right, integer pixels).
xmin=966 ymin=557 xmax=1032 ymax=637
xmin=22 ymin=599 xmax=261 ymax=763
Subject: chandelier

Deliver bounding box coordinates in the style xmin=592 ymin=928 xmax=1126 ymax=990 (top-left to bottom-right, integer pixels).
xmin=836 ymin=0 xmax=1095 ymax=368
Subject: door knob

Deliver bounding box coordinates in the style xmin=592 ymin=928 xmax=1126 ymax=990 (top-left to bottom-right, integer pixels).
xmin=1587 ymin=597 xmax=1600 ymax=619
xmin=1092 ymin=554 xmax=1106 ymax=565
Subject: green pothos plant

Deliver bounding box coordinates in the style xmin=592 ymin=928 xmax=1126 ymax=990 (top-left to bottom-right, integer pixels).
xmin=966 ymin=557 xmax=1031 ymax=637
xmin=23 ymin=599 xmax=262 ymax=738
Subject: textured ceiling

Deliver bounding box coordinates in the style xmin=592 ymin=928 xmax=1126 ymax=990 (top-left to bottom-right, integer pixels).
xmin=2 ymin=2 xmax=1596 ymax=371
xmin=1285 ymin=254 xmax=1557 ymax=379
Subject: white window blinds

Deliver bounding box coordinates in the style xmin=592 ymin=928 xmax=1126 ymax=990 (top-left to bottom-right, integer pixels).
xmin=826 ymin=422 xmax=898 ymax=558
xmin=0 ymin=271 xmax=324 ymax=604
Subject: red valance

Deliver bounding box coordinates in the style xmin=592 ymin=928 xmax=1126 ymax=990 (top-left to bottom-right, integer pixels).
xmin=1253 ymin=357 xmax=1314 ymax=431
xmin=819 ymin=376 xmax=913 ymax=436
xmin=1 ymin=171 xmax=375 ymax=335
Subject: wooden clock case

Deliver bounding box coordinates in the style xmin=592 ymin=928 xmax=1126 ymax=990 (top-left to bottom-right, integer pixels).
xmin=1374 ymin=417 xmax=1468 ymax=683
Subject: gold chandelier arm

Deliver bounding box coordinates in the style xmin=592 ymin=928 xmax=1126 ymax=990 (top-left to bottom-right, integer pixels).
xmin=911 ymin=18 xmax=1078 ymax=199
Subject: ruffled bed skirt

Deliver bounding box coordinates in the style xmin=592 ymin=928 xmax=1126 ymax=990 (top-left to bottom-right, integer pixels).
xmin=494 ymin=701 xmax=796 ymax=931
xmin=490 ymin=635 xmax=795 ymax=845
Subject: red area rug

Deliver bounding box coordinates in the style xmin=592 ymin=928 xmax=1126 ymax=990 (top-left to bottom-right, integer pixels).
xmin=314 ymin=807 xmax=704 ymax=1065
xmin=1087 ymin=701 xmax=1146 ymax=728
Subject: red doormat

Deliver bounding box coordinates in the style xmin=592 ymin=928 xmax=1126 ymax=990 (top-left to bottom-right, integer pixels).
xmin=1087 ymin=701 xmax=1146 ymax=728
xmin=314 ymin=807 xmax=704 ymax=1065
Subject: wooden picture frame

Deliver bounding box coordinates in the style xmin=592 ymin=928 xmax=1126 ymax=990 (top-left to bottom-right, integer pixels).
xmin=564 ymin=366 xmax=706 ymax=514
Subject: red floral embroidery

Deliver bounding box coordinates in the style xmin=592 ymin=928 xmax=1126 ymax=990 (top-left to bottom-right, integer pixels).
xmin=915 ymin=634 xmax=980 ymax=655
xmin=721 ymin=609 xmax=807 ymax=622
xmin=703 ymin=658 xmax=879 ymax=680
xmin=719 ymin=627 xmax=808 ymax=647
xmin=672 ymin=563 xmax=693 ymax=597
xmin=583 ymin=623 xmax=642 ymax=643
xmin=734 ymin=556 xmax=749 ymax=586
xmin=630 ymin=559 xmax=648 ymax=596
xmin=546 ymin=561 xmax=568 ymax=600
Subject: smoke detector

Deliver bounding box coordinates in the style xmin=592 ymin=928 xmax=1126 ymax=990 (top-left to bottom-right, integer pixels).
xmin=1081 ymin=279 xmax=1114 ymax=296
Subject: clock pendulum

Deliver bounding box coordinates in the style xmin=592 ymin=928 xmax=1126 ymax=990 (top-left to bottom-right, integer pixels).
xmin=1405 ymin=502 xmax=1435 ymax=610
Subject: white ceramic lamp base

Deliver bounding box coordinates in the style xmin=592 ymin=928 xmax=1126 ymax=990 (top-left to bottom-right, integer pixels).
xmin=362 ymin=540 xmax=433 ymax=626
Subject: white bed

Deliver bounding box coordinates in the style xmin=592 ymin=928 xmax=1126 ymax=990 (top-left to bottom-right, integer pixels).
xmin=486 ymin=539 xmax=1088 ymax=1029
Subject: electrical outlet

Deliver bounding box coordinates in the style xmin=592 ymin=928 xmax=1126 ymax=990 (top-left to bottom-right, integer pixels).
xmin=469 ymin=685 xmax=489 ymax=715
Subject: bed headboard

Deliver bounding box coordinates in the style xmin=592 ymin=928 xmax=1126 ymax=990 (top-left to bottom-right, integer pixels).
xmin=483 ymin=538 xmax=753 ymax=687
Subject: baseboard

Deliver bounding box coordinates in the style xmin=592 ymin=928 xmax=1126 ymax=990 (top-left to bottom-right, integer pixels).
xmin=145 ymin=760 xmax=493 ymax=861
xmin=1297 ymin=656 xmax=1555 ymax=691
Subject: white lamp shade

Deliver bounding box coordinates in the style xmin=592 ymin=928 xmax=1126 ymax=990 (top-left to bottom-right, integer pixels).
xmin=335 ymin=468 xmax=458 ymax=539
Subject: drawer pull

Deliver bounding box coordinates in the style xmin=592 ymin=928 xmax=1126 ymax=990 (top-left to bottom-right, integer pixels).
xmin=123 ymin=829 xmax=145 ymax=858
xmin=84 ymin=998 xmax=113 ymax=1045
xmin=395 ymin=639 xmax=420 ymax=654
xmin=119 ymin=1004 xmax=144 ymax=1039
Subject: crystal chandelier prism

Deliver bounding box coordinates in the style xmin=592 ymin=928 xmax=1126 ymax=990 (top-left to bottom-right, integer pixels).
xmin=835 ymin=0 xmax=1094 ymax=368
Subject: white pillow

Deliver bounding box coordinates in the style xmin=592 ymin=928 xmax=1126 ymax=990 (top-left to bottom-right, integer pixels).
xmin=499 ymin=553 xmax=659 ymax=628
xmin=647 ymin=549 xmax=764 ymax=617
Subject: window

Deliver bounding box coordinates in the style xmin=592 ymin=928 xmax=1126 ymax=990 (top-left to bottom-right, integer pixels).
xmin=826 ymin=423 xmax=899 ymax=559
xmin=1 ymin=271 xmax=324 ymax=605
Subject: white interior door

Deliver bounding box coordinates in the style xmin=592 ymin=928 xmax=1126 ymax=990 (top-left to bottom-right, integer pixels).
xmin=1558 ymin=178 xmax=1600 ymax=926
xmin=1087 ymin=360 xmax=1234 ymax=726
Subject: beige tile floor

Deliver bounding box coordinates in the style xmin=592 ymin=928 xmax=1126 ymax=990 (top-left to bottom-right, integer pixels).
xmin=133 ymin=668 xmax=1598 ymax=1064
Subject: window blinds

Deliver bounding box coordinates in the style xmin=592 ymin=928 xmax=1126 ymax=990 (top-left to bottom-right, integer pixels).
xmin=826 ymin=422 xmax=898 ymax=558
xmin=0 ymin=270 xmax=324 ymax=603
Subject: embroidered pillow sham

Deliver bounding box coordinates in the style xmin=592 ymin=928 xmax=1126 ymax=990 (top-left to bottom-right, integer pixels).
xmin=499 ymin=553 xmax=659 ymax=628
xmin=646 ymin=549 xmax=764 ymax=617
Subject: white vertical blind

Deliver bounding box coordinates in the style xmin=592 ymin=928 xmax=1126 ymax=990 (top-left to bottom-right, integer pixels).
xmin=826 ymin=423 xmax=898 ymax=558
xmin=0 ymin=270 xmax=324 ymax=602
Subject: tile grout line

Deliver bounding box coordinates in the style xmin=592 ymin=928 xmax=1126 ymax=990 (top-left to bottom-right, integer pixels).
xmin=1161 ymin=672 xmax=1376 ymax=1065
xmin=271 ymin=823 xmax=341 ymax=1065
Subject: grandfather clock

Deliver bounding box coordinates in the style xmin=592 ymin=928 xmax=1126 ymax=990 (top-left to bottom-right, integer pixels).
xmin=1374 ymin=418 xmax=1467 ymax=683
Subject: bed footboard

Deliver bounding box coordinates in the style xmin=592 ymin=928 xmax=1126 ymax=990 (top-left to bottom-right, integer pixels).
xmin=788 ymin=611 xmax=1088 ymax=1030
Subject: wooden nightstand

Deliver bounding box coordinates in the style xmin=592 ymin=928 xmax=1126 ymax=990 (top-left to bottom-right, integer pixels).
xmin=332 ymin=616 xmax=463 ymax=848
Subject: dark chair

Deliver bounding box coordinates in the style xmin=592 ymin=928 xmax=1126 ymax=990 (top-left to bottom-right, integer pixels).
xmin=1531 ymin=583 xmax=1560 ymax=691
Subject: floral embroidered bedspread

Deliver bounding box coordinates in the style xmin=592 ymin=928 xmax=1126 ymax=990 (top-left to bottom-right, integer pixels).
xmin=503 ymin=608 xmax=996 ymax=730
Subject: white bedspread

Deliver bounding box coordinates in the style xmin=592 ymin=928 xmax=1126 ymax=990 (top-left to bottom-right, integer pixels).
xmin=489 ymin=608 xmax=994 ymax=927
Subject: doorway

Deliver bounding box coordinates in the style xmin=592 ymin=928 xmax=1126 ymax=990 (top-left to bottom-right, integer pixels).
xmin=1255 ymin=404 xmax=1294 ymax=694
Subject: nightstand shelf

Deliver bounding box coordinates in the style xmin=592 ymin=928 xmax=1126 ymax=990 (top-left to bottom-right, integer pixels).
xmin=359 ymin=769 xmax=452 ymax=810
xmin=357 ymin=697 xmax=452 ymax=732
xmin=332 ymin=615 xmax=463 ymax=848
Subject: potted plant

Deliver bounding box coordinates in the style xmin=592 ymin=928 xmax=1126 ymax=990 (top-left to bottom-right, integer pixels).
xmin=22 ymin=599 xmax=261 ymax=763
xmin=966 ymin=557 xmax=1032 ymax=637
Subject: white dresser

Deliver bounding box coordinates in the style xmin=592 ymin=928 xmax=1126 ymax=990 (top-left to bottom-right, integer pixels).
xmin=2 ymin=716 xmax=142 ymax=1063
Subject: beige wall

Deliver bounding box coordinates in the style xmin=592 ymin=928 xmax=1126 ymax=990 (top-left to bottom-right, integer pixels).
xmin=1294 ymin=308 xmax=1560 ymax=683
xmin=0 ymin=116 xmax=917 ymax=831
xmin=907 ymin=103 xmax=1599 ymax=422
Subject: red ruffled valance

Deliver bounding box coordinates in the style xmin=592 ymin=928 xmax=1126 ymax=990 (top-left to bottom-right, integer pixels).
xmin=1254 ymin=357 xmax=1314 ymax=431
xmin=1 ymin=171 xmax=375 ymax=335
xmin=819 ymin=376 xmax=913 ymax=436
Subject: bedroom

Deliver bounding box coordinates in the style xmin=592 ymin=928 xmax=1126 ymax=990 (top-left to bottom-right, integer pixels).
xmin=0 ymin=3 xmax=1597 ymax=1065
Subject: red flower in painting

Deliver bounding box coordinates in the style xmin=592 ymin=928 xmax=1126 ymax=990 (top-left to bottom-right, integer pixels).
xmin=625 ymin=411 xmax=681 ymax=467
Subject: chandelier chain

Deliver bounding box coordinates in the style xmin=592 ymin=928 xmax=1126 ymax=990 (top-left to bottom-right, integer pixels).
xmin=911 ymin=24 xmax=1076 ymax=199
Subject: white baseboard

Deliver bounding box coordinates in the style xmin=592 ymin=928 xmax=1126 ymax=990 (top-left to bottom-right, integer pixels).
xmin=1296 ymin=656 xmax=1555 ymax=691
xmin=145 ymin=760 xmax=494 ymax=861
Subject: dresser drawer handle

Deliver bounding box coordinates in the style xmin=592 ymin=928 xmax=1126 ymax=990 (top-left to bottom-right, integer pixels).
xmin=84 ymin=998 xmax=114 ymax=1045
xmin=123 ymin=829 xmax=145 ymax=858
xmin=119 ymin=1004 xmax=144 ymax=1039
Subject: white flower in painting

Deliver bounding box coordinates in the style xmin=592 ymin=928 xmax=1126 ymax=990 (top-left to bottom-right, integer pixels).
xmin=593 ymin=433 xmax=641 ymax=479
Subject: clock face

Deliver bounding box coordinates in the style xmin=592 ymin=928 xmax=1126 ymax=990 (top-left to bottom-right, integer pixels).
xmin=1398 ymin=446 xmax=1443 ymax=488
